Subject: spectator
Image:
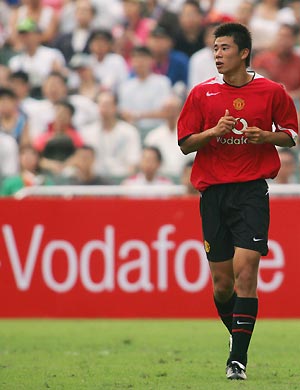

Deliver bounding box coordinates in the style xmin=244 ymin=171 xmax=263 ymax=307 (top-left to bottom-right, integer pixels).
xmin=8 ymin=18 xmax=66 ymax=98
xmin=33 ymin=99 xmax=84 ymax=176
xmin=52 ymin=0 xmax=96 ymax=64
xmin=63 ymin=145 xmax=112 ymax=185
xmin=203 ymin=0 xmax=236 ymax=24
xmin=88 ymin=29 xmax=129 ymax=93
xmin=8 ymin=0 xmax=59 ymax=50
xmin=278 ymin=0 xmax=300 ymax=25
xmin=118 ymin=45 xmax=172 ymax=140
xmin=8 ymin=70 xmax=43 ymax=138
xmin=0 ymin=144 xmax=53 ymax=196
xmin=68 ymin=53 xmax=100 ymax=101
xmin=180 ymin=160 xmax=199 ymax=195
xmin=188 ymin=22 xmax=220 ymax=90
xmin=42 ymin=0 xmax=64 ymax=14
xmin=234 ymin=0 xmax=255 ymax=27
xmin=144 ymin=0 xmax=179 ymax=35
xmin=211 ymin=0 xmax=247 ymax=17
xmin=273 ymin=147 xmax=298 ymax=183
xmin=147 ymin=25 xmax=189 ymax=89
xmin=79 ymin=90 xmax=142 ymax=182
xmin=58 ymin=0 xmax=123 ymax=34
xmin=173 ymin=0 xmax=205 ymax=58
xmin=0 ymin=87 xmax=31 ymax=145
xmin=122 ymin=145 xmax=173 ymax=188
xmin=144 ymin=94 xmax=194 ymax=180
xmin=113 ymin=0 xmax=155 ymax=63
xmin=28 ymin=71 xmax=99 ymax=138
xmin=249 ymin=0 xmax=284 ymax=52
xmin=0 ymin=131 xmax=19 ymax=182
xmin=252 ymin=24 xmax=300 ymax=104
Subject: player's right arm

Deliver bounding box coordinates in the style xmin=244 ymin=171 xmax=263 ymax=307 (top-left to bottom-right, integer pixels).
xmin=179 ymin=109 xmax=236 ymax=155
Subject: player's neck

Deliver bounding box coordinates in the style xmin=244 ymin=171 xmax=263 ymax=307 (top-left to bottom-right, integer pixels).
xmin=223 ymin=69 xmax=254 ymax=88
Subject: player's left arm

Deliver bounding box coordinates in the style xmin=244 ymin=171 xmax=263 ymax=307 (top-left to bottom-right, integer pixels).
xmin=243 ymin=127 xmax=295 ymax=147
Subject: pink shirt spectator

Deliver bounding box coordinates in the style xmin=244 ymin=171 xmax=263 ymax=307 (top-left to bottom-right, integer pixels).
xmin=34 ymin=123 xmax=84 ymax=153
xmin=42 ymin=0 xmax=63 ymax=13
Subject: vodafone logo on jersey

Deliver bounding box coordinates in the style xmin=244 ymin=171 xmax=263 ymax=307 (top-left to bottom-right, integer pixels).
xmin=232 ymin=118 xmax=248 ymax=134
xmin=217 ymin=117 xmax=249 ymax=144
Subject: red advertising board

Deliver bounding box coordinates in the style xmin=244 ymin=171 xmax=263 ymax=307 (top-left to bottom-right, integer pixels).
xmin=0 ymin=197 xmax=299 ymax=318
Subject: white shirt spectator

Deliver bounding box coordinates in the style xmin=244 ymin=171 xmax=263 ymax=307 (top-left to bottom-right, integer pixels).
xmin=92 ymin=53 xmax=129 ymax=92
xmin=213 ymin=0 xmax=247 ymax=16
xmin=188 ymin=46 xmax=219 ymax=90
xmin=118 ymin=74 xmax=172 ymax=135
xmin=144 ymin=123 xmax=195 ymax=179
xmin=0 ymin=132 xmax=19 ymax=177
xmin=79 ymin=119 xmax=142 ymax=179
xmin=8 ymin=46 xmax=66 ymax=89
xmin=59 ymin=0 xmax=123 ymax=34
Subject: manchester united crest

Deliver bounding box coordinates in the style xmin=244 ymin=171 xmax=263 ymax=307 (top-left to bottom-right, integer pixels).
xmin=204 ymin=240 xmax=210 ymax=253
xmin=233 ymin=98 xmax=245 ymax=111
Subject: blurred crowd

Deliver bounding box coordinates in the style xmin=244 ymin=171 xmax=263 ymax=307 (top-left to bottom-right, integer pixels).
xmin=0 ymin=0 xmax=300 ymax=196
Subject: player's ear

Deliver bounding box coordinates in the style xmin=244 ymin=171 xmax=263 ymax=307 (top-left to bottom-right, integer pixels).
xmin=240 ymin=48 xmax=250 ymax=62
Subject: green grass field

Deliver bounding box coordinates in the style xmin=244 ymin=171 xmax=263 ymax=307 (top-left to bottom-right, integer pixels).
xmin=0 ymin=319 xmax=299 ymax=390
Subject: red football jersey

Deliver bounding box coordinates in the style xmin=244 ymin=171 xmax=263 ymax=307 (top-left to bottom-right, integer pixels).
xmin=177 ymin=73 xmax=298 ymax=192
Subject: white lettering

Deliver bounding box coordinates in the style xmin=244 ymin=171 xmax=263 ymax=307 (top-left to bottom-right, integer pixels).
xmin=2 ymin=224 xmax=44 ymax=290
xmin=2 ymin=224 xmax=287 ymax=295
xmin=152 ymin=224 xmax=175 ymax=291
xmin=216 ymin=136 xmax=248 ymax=145
xmin=175 ymin=240 xmax=209 ymax=292
xmin=42 ymin=241 xmax=78 ymax=293
xmin=80 ymin=226 xmax=115 ymax=292
xmin=118 ymin=240 xmax=153 ymax=292
xmin=258 ymin=239 xmax=284 ymax=292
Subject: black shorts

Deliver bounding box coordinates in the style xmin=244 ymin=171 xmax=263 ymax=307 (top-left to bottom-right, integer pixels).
xmin=200 ymin=179 xmax=269 ymax=262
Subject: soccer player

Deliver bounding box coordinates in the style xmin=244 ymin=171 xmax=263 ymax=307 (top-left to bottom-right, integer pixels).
xmin=177 ymin=23 xmax=298 ymax=380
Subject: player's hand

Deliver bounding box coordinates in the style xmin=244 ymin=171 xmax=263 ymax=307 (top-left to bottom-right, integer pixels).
xmin=244 ymin=126 xmax=266 ymax=144
xmin=212 ymin=109 xmax=236 ymax=136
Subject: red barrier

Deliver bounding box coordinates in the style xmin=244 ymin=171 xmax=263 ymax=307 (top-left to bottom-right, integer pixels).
xmin=0 ymin=197 xmax=299 ymax=318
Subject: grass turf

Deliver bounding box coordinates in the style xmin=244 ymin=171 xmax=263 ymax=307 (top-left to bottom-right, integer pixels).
xmin=0 ymin=319 xmax=299 ymax=389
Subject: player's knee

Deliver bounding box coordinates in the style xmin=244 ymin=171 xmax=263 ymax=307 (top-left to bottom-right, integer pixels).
xmin=213 ymin=278 xmax=234 ymax=302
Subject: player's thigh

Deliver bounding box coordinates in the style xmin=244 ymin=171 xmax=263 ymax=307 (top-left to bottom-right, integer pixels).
xmin=230 ymin=180 xmax=269 ymax=256
xmin=200 ymin=188 xmax=234 ymax=261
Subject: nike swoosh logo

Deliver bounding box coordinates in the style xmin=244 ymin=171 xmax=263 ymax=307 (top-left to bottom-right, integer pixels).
xmin=237 ymin=321 xmax=252 ymax=325
xmin=206 ymin=92 xmax=220 ymax=96
xmin=253 ymin=237 xmax=264 ymax=242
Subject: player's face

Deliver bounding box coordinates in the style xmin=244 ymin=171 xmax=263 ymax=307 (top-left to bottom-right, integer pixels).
xmin=214 ymin=36 xmax=248 ymax=75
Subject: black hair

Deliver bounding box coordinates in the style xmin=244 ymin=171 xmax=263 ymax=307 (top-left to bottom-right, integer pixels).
xmin=143 ymin=145 xmax=163 ymax=163
xmin=89 ymin=29 xmax=113 ymax=43
xmin=46 ymin=71 xmax=67 ymax=84
xmin=280 ymin=23 xmax=300 ymax=37
xmin=182 ymin=0 xmax=204 ymax=14
xmin=54 ymin=99 xmax=75 ymax=117
xmin=0 ymin=87 xmax=17 ymax=99
xmin=131 ymin=45 xmax=153 ymax=57
xmin=214 ymin=22 xmax=252 ymax=67
xmin=9 ymin=71 xmax=30 ymax=83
